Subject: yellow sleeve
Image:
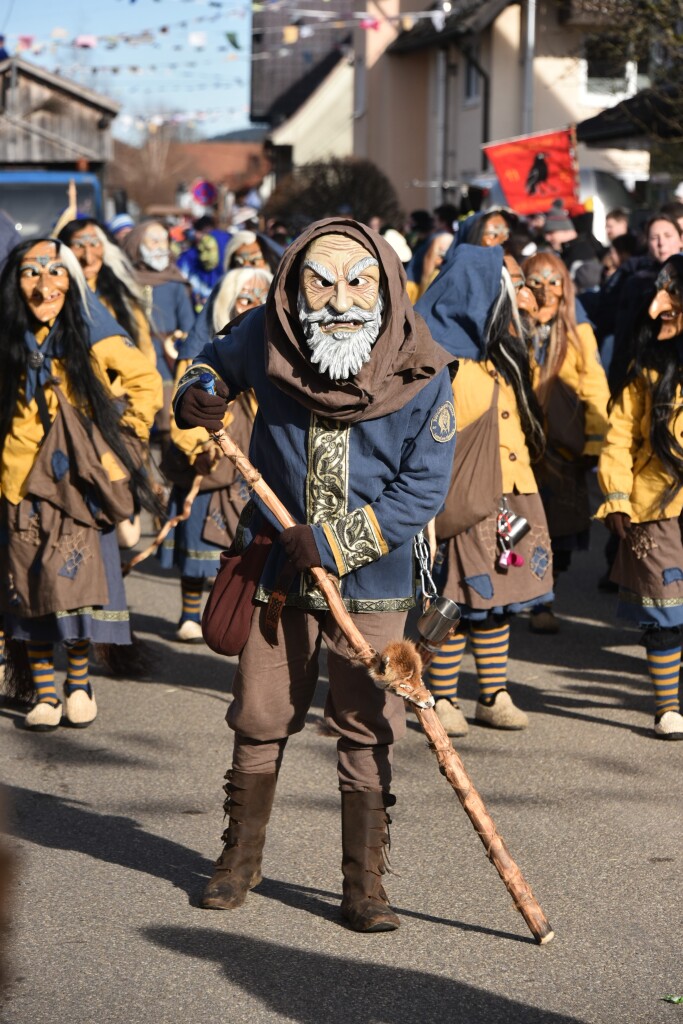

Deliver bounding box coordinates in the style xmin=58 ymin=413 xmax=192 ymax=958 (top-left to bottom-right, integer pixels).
xmin=595 ymin=377 xmax=645 ymax=519
xmin=574 ymin=322 xmax=610 ymax=457
xmin=132 ymin=304 xmax=157 ymax=366
xmin=405 ymin=280 xmax=420 ymax=305
xmin=92 ymin=335 xmax=163 ymax=441
xmin=451 ymin=359 xmax=496 ymax=429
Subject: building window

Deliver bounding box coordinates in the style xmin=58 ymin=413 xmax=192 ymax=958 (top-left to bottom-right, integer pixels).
xmin=581 ymin=33 xmax=649 ymax=105
xmin=464 ymin=49 xmax=480 ymax=103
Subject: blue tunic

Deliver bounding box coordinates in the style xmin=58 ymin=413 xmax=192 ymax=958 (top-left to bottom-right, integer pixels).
xmin=176 ymin=306 xmax=457 ymax=612
xmin=150 ymin=281 xmax=195 ymax=382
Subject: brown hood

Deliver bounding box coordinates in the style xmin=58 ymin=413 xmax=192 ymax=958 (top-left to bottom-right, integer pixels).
xmin=266 ymin=217 xmax=454 ymax=423
xmin=122 ymin=221 xmax=188 ymax=288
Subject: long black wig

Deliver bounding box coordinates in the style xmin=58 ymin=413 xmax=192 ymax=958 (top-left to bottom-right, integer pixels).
xmin=485 ymin=267 xmax=546 ymax=463
xmin=618 ymin=253 xmax=683 ymax=511
xmin=0 ymin=238 xmax=161 ymax=517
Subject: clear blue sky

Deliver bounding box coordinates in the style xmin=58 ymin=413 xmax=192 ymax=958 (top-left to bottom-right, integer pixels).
xmin=1 ymin=0 xmax=254 ymax=142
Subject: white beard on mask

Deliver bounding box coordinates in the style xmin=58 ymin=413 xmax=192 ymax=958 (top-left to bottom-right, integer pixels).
xmin=140 ymin=244 xmax=170 ymax=272
xmin=297 ymin=290 xmax=385 ymax=381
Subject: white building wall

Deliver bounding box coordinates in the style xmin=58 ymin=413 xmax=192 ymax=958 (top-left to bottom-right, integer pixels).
xmin=269 ymin=58 xmax=354 ymax=166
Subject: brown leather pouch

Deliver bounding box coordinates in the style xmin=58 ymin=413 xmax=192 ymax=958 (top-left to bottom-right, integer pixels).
xmin=201 ymin=525 xmax=276 ymax=656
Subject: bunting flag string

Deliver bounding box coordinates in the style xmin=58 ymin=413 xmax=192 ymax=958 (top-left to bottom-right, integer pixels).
xmin=7 ymin=3 xmax=447 ymax=60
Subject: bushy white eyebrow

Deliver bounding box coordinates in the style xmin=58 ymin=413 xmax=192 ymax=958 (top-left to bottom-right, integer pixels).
xmin=302 ymin=259 xmax=336 ymax=285
xmin=348 ymin=256 xmax=379 ymax=280
xmin=302 ymin=255 xmax=379 ymax=285
xmin=21 ymin=260 xmax=67 ymax=272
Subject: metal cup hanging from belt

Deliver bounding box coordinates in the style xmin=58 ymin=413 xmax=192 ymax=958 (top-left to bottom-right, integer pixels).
xmin=496 ymin=497 xmax=530 ymax=570
xmin=416 ymin=596 xmax=461 ymax=650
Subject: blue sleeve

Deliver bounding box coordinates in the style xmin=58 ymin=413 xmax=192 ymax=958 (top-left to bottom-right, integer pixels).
xmin=311 ymin=370 xmax=457 ymax=575
xmin=176 ymin=283 xmax=196 ymax=334
xmin=173 ymin=306 xmax=263 ymax=423
xmin=177 ymin=293 xmax=214 ymax=362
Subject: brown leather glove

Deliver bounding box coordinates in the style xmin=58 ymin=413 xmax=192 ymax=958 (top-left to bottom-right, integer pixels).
xmin=605 ymin=511 xmax=631 ymax=540
xmin=178 ymin=379 xmax=229 ymax=432
xmin=278 ymin=525 xmax=321 ymax=572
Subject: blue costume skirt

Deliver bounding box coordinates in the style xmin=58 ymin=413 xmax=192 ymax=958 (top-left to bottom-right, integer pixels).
xmin=611 ymin=518 xmax=683 ymax=630
xmin=157 ymin=487 xmax=222 ymax=579
xmin=5 ymin=527 xmax=131 ymax=645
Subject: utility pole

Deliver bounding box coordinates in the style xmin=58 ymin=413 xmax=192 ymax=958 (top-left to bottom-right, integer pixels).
xmin=521 ymin=0 xmax=536 ymax=135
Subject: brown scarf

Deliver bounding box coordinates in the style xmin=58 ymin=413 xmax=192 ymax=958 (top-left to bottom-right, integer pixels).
xmin=122 ymin=222 xmax=189 ymax=288
xmin=265 ymin=217 xmax=454 ymax=423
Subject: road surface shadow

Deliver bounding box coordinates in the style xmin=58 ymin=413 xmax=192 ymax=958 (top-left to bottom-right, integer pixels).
xmin=255 ymin=877 xmax=535 ymax=943
xmin=142 ymin=926 xmax=587 ymax=1023
xmin=4 ymin=784 xmax=210 ymax=897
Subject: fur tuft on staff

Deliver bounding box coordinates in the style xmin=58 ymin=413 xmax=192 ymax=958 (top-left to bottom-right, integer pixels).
xmin=368 ymin=640 xmax=434 ymax=707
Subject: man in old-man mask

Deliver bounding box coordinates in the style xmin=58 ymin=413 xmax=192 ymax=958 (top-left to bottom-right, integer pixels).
xmin=174 ymin=218 xmax=456 ymax=932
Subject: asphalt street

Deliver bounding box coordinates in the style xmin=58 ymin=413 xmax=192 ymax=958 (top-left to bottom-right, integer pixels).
xmin=1 ymin=516 xmax=682 ymax=1024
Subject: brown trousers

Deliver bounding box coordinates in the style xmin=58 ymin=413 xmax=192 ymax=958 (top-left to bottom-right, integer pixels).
xmin=227 ymin=604 xmax=408 ymax=791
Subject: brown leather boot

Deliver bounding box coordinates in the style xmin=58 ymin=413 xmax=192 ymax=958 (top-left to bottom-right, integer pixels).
xmin=340 ymin=790 xmax=400 ymax=932
xmin=201 ymin=770 xmax=277 ymax=910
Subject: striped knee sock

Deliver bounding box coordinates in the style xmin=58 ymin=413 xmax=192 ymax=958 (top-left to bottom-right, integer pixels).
xmin=27 ymin=643 xmax=59 ymax=706
xmin=470 ymin=623 xmax=510 ymax=702
xmin=180 ymin=578 xmax=203 ymax=624
xmin=425 ymin=632 xmax=467 ymax=702
xmin=647 ymin=647 xmax=681 ymax=717
xmin=65 ymin=640 xmax=90 ymax=696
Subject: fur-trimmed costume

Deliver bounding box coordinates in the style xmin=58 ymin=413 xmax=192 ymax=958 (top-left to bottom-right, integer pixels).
xmin=174 ymin=218 xmax=456 ymax=928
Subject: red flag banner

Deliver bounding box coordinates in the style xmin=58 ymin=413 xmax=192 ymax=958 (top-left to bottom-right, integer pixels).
xmin=482 ymin=128 xmax=580 ymax=216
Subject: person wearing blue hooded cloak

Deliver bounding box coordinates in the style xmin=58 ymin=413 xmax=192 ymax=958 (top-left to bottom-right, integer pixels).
xmin=415 ymin=245 xmax=553 ymax=736
xmin=173 ymin=218 xmax=457 ymax=932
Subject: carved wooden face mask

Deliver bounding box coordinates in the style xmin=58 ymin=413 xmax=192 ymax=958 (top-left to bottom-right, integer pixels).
xmin=140 ymin=223 xmax=170 ymax=272
xmin=526 ymin=260 xmax=563 ymax=324
xmin=69 ymin=227 xmax=104 ymax=281
xmin=480 ymin=213 xmax=510 ymax=248
xmin=20 ymin=241 xmax=70 ymax=323
xmin=297 ymin=233 xmax=384 ymax=380
xmin=231 ymin=274 xmax=269 ymax=317
xmin=649 ymin=266 xmax=683 ymax=341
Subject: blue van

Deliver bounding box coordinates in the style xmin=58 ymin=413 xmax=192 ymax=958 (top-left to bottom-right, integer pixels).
xmin=0 ymin=170 xmax=103 ymax=237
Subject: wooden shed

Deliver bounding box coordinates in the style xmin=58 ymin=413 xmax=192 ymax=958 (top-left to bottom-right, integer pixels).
xmin=0 ymin=57 xmax=119 ymax=170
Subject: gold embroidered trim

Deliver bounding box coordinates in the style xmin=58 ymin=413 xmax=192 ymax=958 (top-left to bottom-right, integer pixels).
xmin=55 ymin=608 xmax=130 ymax=621
xmin=305 ymin=415 xmax=349 ymax=593
xmin=604 ymin=492 xmax=630 ymax=502
xmin=254 ymin=584 xmax=414 ymax=613
xmin=173 ymin=364 xmax=219 ymax=413
xmin=161 ymin=540 xmax=220 ymax=559
xmin=322 ymin=505 xmax=385 ymax=575
xmin=306 ymin=415 xmax=349 ymax=524
xmin=619 ymin=591 xmax=683 ymax=609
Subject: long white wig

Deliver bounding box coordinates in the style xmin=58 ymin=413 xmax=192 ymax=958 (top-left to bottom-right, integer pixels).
xmin=211 ymin=267 xmax=273 ymax=332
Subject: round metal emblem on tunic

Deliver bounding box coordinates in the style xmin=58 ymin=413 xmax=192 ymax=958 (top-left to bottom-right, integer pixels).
xmin=27 ymin=351 xmax=45 ymax=369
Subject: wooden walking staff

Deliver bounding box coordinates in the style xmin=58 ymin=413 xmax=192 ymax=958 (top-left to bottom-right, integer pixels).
xmin=197 ymin=376 xmax=553 ymax=944
xmin=122 ymin=473 xmax=203 ymax=576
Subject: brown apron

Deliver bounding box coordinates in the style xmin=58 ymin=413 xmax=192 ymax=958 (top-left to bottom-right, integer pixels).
xmin=0 ymin=389 xmax=135 ymax=618
xmin=440 ymin=492 xmax=553 ymax=610
xmin=435 ymin=385 xmax=502 ymax=542
xmin=611 ymin=518 xmax=683 ymax=603
xmin=535 ymin=377 xmax=590 ymax=539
